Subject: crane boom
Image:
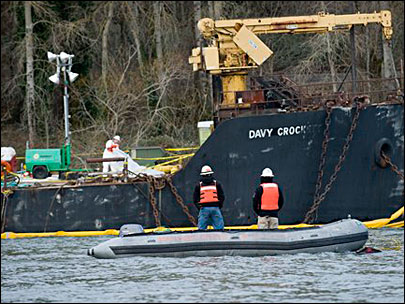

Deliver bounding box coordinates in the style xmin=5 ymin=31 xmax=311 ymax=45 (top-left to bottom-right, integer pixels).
xmin=199 ymin=11 xmax=392 ymax=39
xmin=188 ymin=10 xmax=393 ymax=105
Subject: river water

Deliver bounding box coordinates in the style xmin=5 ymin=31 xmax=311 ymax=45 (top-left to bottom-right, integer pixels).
xmin=1 ymin=228 xmax=403 ymax=303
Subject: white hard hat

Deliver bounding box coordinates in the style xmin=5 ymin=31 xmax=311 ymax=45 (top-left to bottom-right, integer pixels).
xmin=261 ymin=168 xmax=274 ymax=177
xmin=200 ymin=165 xmax=214 ymax=175
xmin=113 ymin=135 xmax=121 ymax=142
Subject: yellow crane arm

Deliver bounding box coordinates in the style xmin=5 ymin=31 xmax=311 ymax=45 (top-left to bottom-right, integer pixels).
xmin=199 ymin=11 xmax=392 ymax=40
xmin=189 ymin=11 xmax=392 ymax=74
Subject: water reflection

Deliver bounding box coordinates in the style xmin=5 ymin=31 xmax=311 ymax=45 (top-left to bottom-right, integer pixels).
xmin=1 ymin=229 xmax=403 ymax=303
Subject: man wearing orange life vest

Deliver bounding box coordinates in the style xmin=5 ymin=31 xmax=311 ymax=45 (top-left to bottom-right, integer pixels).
xmin=102 ymin=135 xmax=121 ymax=172
xmin=252 ymin=167 xmax=284 ymax=229
xmin=193 ymin=165 xmax=225 ymax=230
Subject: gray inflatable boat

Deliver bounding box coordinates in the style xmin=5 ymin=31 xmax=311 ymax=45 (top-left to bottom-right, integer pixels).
xmin=87 ymin=219 xmax=368 ymax=259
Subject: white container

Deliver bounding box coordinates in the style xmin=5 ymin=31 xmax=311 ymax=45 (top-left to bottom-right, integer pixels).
xmin=197 ymin=121 xmax=214 ymax=146
xmin=1 ymin=147 xmax=16 ymax=161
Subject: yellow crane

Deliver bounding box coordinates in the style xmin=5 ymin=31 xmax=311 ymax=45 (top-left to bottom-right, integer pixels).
xmin=189 ymin=10 xmax=393 ymax=105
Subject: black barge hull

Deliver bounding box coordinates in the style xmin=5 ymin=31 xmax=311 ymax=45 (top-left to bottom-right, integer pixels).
xmin=2 ymin=103 xmax=403 ymax=233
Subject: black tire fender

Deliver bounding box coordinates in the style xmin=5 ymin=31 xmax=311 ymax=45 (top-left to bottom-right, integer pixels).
xmin=374 ymin=138 xmax=393 ymax=168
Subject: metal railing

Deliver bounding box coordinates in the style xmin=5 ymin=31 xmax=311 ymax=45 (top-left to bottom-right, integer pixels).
xmin=215 ymin=76 xmax=404 ymax=121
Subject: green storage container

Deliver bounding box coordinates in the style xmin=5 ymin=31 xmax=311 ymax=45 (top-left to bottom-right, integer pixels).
xmin=25 ymin=148 xmax=65 ymax=172
xmin=130 ymin=146 xmax=167 ymax=166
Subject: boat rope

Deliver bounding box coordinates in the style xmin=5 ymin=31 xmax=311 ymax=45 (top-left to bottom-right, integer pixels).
xmin=379 ymin=238 xmax=402 ymax=251
xmin=151 ymin=154 xmax=194 ymax=168
xmin=304 ymin=98 xmax=364 ymax=224
xmin=164 ymin=147 xmax=199 ymax=152
xmin=43 ymin=183 xmax=68 ymax=232
xmin=134 ymin=154 xmax=194 ymax=161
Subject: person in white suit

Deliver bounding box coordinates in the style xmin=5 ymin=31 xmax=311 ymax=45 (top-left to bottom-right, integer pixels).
xmin=102 ymin=135 xmax=165 ymax=177
xmin=103 ymin=135 xmax=121 ymax=172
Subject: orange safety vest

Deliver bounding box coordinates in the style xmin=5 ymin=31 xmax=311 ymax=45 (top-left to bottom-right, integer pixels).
xmin=260 ymin=183 xmax=279 ymax=211
xmin=200 ymin=181 xmax=219 ymax=204
xmin=1 ymin=160 xmax=12 ymax=177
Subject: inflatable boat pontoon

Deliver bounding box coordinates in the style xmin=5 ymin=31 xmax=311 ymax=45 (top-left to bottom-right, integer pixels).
xmin=87 ymin=219 xmax=368 ymax=259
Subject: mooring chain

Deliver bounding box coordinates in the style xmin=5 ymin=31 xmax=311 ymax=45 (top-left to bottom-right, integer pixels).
xmin=312 ymin=102 xmax=333 ymax=205
xmin=145 ymin=175 xmax=161 ymax=227
xmin=304 ymin=101 xmax=363 ymax=224
xmin=153 ymin=176 xmax=166 ymax=191
xmin=381 ymin=151 xmax=404 ymax=180
xmin=164 ymin=175 xmax=197 ymax=226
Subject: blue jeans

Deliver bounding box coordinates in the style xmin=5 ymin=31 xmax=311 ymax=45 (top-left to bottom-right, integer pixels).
xmin=198 ymin=207 xmax=224 ymax=230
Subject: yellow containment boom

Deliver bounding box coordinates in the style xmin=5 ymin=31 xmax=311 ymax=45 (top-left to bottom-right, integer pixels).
xmin=1 ymin=206 xmax=403 ymax=239
xmin=362 ymin=206 xmax=404 ymax=228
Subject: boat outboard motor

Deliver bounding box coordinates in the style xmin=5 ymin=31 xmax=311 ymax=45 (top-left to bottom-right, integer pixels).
xmin=119 ymin=224 xmax=144 ymax=237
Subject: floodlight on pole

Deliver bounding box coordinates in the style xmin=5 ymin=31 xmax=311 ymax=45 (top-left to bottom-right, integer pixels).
xmin=48 ymin=57 xmax=61 ymax=84
xmin=49 ymin=73 xmax=60 ymax=84
xmin=47 ymin=51 xmax=79 ymax=147
xmin=47 ymin=51 xmax=58 ymax=62
xmin=68 ymin=72 xmax=79 ymax=83
xmin=59 ymin=51 xmax=74 ymax=63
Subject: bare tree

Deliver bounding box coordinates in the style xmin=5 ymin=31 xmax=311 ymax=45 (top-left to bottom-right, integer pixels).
xmin=193 ymin=1 xmax=201 ymax=42
xmin=102 ymin=1 xmax=115 ymax=88
xmin=154 ymin=1 xmax=167 ymax=107
xmin=25 ymin=1 xmax=36 ymax=147
xmin=213 ymin=1 xmax=222 ymax=19
xmin=321 ymin=1 xmax=338 ymax=92
xmin=126 ymin=1 xmax=144 ymax=71
xmin=379 ymin=1 xmax=400 ymax=91
xmin=207 ymin=1 xmax=223 ymax=109
xmin=154 ymin=2 xmax=163 ymax=61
